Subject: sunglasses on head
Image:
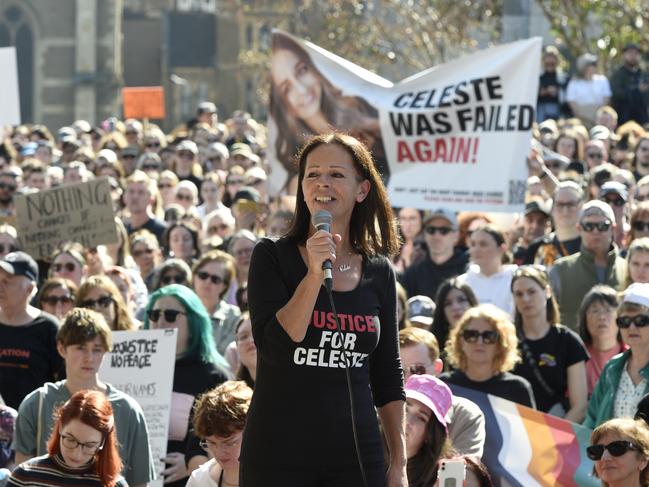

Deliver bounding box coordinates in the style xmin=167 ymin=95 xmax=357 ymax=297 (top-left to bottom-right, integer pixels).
xmin=632 ymin=221 xmax=649 ymax=232
xmin=161 ymin=274 xmax=185 ymax=285
xmin=147 ymin=309 xmax=186 ymax=323
xmin=52 ymin=262 xmax=77 ymax=273
xmin=586 ymin=440 xmax=640 ymax=461
xmin=197 ymin=271 xmax=224 ymax=285
xmin=80 ymin=295 xmax=114 ymax=310
xmin=616 ymin=315 xmax=649 ymax=328
xmin=461 ymin=329 xmax=500 ymax=344
xmin=581 ymin=221 xmax=611 ymax=232
xmin=41 ymin=295 xmax=74 ymax=306
xmin=0 ymin=244 xmax=17 ymax=254
xmin=424 ymin=226 xmax=453 ymax=236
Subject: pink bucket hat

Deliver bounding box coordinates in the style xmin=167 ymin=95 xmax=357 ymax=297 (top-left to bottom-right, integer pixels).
xmin=405 ymin=374 xmax=452 ymax=432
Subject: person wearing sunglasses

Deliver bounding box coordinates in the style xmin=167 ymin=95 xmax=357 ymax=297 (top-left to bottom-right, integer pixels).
xmin=76 ymin=275 xmax=135 ymax=332
xmin=585 ymin=283 xmax=649 ymax=429
xmin=175 ymin=180 xmax=200 ymax=212
xmin=37 ymin=277 xmax=78 ymax=320
xmin=399 ymin=327 xmax=485 ymax=458
xmin=627 ymin=203 xmax=649 ymax=249
xmin=12 ymin=308 xmax=155 ymax=487
xmin=158 ymin=170 xmax=180 ymax=209
xmin=587 ymin=417 xmax=649 ymax=487
xmin=49 ymin=244 xmax=88 ymax=287
xmin=440 ymin=304 xmax=536 ymax=408
xmin=550 ymin=200 xmax=627 ymax=331
xmin=143 ymin=284 xmax=230 ymax=487
xmin=186 ymin=380 xmax=253 ymax=487
xmin=600 ymin=181 xmax=630 ymax=249
xmin=9 ymin=390 xmax=127 ymax=487
xmin=400 ymin=208 xmax=469 ymax=303
xmin=511 ymin=266 xmax=589 ymax=421
xmin=154 ymin=258 xmax=192 ymax=291
xmin=130 ymin=229 xmax=163 ymax=291
xmin=192 ymin=250 xmax=241 ymax=355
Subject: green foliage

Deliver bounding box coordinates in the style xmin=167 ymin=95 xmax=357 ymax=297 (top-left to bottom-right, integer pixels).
xmin=536 ymin=0 xmax=649 ymax=69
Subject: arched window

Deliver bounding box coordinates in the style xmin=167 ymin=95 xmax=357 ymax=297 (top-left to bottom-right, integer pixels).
xmin=0 ymin=5 xmax=34 ymax=122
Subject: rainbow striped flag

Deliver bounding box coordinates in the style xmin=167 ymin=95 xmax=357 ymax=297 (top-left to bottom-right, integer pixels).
xmin=450 ymin=385 xmax=599 ymax=487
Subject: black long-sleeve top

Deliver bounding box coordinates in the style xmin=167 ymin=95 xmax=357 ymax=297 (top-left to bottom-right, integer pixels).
xmin=241 ymin=237 xmax=405 ymax=469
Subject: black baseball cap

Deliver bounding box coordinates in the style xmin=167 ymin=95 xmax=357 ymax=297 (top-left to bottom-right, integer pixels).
xmin=0 ymin=251 xmax=39 ymax=282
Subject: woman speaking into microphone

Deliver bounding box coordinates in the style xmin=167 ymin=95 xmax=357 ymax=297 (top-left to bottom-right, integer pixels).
xmin=240 ymin=133 xmax=406 ymax=487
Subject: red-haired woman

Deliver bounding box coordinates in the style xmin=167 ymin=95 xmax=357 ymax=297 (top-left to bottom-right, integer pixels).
xmin=9 ymin=389 xmax=126 ymax=487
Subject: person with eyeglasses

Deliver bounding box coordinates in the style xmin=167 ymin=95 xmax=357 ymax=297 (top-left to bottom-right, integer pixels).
xmin=9 ymin=390 xmax=128 ymax=487
xmin=192 ymin=251 xmax=241 ymax=355
xmin=186 ymin=381 xmax=253 ymax=487
xmin=204 ymin=208 xmax=236 ymax=242
xmin=550 ymin=200 xmax=627 ymax=331
xmin=527 ymin=181 xmax=584 ymax=268
xmin=76 ymin=275 xmax=136 ymax=331
xmin=175 ymin=180 xmax=199 ymax=212
xmin=628 ymin=203 xmax=649 ymax=249
xmin=399 ymin=327 xmax=485 ymax=458
xmin=400 ymin=208 xmax=469 ymax=303
xmin=585 ymin=283 xmax=649 ymax=429
xmin=600 ymin=181 xmax=630 ymax=249
xmin=130 ymin=230 xmax=163 ymax=291
xmin=136 ymin=152 xmax=163 ymax=180
xmin=587 ymin=417 xmax=649 ymax=487
xmin=143 ymin=284 xmax=230 ymax=487
xmin=12 ymin=308 xmax=155 ymax=487
xmin=154 ymin=258 xmax=192 ymax=291
xmin=37 ymin=277 xmax=78 ymax=320
xmin=49 ymin=244 xmax=88 ymax=287
xmin=510 ymin=266 xmax=589 ymax=421
xmin=0 ymin=252 xmax=63 ymax=411
xmin=439 ymin=304 xmax=536 ymax=408
xmin=585 ymin=139 xmax=609 ymax=169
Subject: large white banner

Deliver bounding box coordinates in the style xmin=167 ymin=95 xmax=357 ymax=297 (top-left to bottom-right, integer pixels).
xmin=0 ymin=47 xmax=20 ymax=125
xmin=268 ymin=31 xmax=541 ymax=212
xmin=99 ymin=329 xmax=177 ymax=487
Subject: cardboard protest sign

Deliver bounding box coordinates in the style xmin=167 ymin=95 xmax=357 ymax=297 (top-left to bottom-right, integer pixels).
xmin=123 ymin=86 xmax=165 ymax=119
xmin=267 ymin=31 xmax=541 ymax=212
xmin=14 ymin=178 xmax=118 ymax=259
xmin=0 ymin=47 xmax=21 ymax=125
xmin=99 ymin=329 xmax=177 ymax=487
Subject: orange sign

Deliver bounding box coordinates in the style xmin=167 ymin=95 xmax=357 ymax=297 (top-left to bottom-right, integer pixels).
xmin=122 ymin=86 xmax=165 ymax=119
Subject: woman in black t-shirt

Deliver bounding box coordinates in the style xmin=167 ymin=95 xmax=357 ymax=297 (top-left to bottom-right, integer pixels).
xmin=241 ymin=134 xmax=405 ymax=486
xmin=511 ymin=265 xmax=589 ymax=422
xmin=440 ymin=304 xmax=536 ymax=408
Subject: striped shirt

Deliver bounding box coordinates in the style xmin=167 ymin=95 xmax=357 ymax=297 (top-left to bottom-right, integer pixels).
xmin=8 ymin=454 xmax=128 ymax=487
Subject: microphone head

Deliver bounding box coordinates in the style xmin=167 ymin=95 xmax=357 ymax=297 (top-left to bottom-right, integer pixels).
xmin=312 ymin=210 xmax=332 ymax=230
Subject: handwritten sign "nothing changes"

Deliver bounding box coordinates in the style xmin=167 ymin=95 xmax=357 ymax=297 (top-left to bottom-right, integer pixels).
xmin=15 ymin=178 xmax=118 ymax=259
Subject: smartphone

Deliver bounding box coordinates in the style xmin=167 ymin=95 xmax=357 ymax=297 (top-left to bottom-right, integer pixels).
xmin=437 ymin=459 xmax=466 ymax=487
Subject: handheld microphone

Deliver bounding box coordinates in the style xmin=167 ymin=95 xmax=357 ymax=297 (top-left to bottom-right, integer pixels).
xmin=311 ymin=210 xmax=333 ymax=289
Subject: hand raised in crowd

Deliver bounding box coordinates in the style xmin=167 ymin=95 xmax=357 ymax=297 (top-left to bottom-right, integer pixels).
xmin=161 ymin=452 xmax=189 ymax=485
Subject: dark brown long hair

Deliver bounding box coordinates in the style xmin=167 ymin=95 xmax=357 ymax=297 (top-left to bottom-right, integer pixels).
xmin=48 ymin=390 xmax=122 ymax=487
xmin=284 ymin=133 xmax=398 ymax=257
xmin=270 ymin=32 xmax=381 ymax=187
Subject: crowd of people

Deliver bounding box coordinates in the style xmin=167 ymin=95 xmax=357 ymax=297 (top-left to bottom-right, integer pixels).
xmin=2 ymin=41 xmax=649 ymax=486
